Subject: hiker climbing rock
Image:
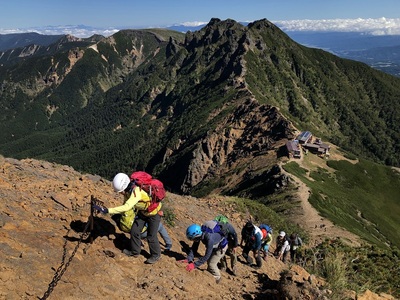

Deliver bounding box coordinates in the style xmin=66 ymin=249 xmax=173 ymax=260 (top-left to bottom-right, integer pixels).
xmin=259 ymin=224 xmax=273 ymax=262
xmin=274 ymin=231 xmax=290 ymax=262
xmin=184 ymin=221 xmax=228 ymax=283
xmin=289 ymin=233 xmax=303 ymax=263
xmin=240 ymin=221 xmax=263 ymax=269
xmin=92 ymin=172 xmax=162 ymax=264
xmin=214 ymin=215 xmax=239 ymax=275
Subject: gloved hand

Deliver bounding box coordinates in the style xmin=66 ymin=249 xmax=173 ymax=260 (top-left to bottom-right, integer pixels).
xmin=186 ymin=262 xmax=195 ymax=272
xmin=92 ymin=204 xmax=108 ymax=214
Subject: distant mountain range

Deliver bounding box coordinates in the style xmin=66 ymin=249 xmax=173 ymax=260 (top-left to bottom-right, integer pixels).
xmin=285 ymin=31 xmax=400 ymax=77
xmin=0 ymin=32 xmax=64 ymax=51
xmin=2 ymin=24 xmax=399 ymax=77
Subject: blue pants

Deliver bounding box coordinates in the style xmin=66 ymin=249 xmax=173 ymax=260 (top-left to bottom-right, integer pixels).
xmin=141 ymin=222 xmax=172 ymax=247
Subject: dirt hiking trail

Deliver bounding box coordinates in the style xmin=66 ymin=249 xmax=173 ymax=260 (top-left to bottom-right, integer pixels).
xmin=280 ymin=144 xmax=362 ymax=247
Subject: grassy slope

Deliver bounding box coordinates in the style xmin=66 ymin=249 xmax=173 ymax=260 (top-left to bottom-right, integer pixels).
xmin=283 ymin=154 xmax=400 ymax=250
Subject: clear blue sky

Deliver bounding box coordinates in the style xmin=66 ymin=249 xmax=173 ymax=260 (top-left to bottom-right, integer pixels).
xmin=1 ymin=0 xmax=399 ymax=29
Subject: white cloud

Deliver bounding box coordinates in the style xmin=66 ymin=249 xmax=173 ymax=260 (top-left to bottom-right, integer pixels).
xmin=274 ymin=17 xmax=400 ymax=35
xmin=179 ymin=21 xmax=208 ymax=27
xmin=0 ymin=25 xmax=119 ymax=38
xmin=1 ymin=18 xmax=400 ymax=38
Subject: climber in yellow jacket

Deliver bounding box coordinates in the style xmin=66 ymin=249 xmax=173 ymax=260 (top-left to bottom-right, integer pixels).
xmin=92 ymin=173 xmax=162 ymax=264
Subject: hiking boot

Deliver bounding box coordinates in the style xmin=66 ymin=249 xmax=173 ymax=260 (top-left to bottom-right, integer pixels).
xmin=246 ymin=256 xmax=253 ymax=265
xmin=216 ymin=277 xmax=221 ymax=284
xmin=165 ymin=244 xmax=172 ymax=251
xmin=123 ymin=249 xmax=139 ymax=257
xmin=144 ymin=255 xmax=161 ymax=264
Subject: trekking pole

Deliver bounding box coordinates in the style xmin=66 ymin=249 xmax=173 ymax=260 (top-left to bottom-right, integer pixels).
xmin=87 ymin=196 xmax=105 ymax=245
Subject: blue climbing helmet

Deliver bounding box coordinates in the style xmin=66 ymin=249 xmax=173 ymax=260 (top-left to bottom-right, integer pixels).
xmin=186 ymin=224 xmax=202 ymax=240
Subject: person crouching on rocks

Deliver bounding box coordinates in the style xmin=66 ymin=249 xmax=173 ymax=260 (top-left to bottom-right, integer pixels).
xmin=184 ymin=221 xmax=228 ymax=284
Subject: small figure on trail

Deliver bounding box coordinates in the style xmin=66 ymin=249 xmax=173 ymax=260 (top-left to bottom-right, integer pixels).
xmin=92 ymin=172 xmax=162 ymax=264
xmin=214 ymin=215 xmax=239 ymax=275
xmin=184 ymin=221 xmax=228 ymax=284
xmin=289 ymin=233 xmax=303 ymax=263
xmin=240 ymin=221 xmax=263 ymax=269
xmin=259 ymin=224 xmax=273 ymax=262
xmin=274 ymin=231 xmax=290 ymax=262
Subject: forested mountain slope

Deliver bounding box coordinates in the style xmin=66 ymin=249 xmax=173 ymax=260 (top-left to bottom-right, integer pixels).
xmin=0 ymin=18 xmax=399 ymax=196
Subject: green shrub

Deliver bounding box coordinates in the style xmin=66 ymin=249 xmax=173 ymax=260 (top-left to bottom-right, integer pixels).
xmin=300 ymin=239 xmax=399 ymax=299
xmin=162 ymin=206 xmax=176 ymax=227
xmin=321 ymin=253 xmax=347 ymax=295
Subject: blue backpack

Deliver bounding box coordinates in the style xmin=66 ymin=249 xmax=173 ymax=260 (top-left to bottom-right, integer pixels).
xmin=201 ymin=220 xmax=228 ymax=248
xmin=259 ymin=224 xmax=273 ymax=234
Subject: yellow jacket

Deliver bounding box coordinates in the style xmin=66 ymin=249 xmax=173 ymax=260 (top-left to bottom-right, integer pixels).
xmin=108 ymin=186 xmax=162 ymax=216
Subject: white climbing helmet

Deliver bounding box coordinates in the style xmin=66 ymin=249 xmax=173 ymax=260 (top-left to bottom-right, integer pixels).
xmin=279 ymin=231 xmax=286 ymax=237
xmin=112 ymin=173 xmax=130 ymax=192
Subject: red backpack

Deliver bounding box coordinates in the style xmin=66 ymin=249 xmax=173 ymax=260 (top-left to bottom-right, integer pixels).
xmin=130 ymin=171 xmax=166 ymax=212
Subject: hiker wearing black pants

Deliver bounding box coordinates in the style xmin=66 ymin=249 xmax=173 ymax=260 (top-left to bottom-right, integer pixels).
xmin=131 ymin=212 xmax=161 ymax=262
xmin=289 ymin=233 xmax=303 ymax=263
xmin=240 ymin=221 xmax=263 ymax=269
xmin=92 ymin=172 xmax=162 ymax=264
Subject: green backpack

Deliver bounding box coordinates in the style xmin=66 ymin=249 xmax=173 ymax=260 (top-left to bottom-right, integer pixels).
xmin=214 ymin=214 xmax=229 ymax=224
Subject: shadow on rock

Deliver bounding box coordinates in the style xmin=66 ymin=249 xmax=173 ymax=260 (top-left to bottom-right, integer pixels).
xmin=69 ymin=217 xmax=119 ymax=243
xmin=162 ymin=249 xmax=186 ymax=261
xmin=252 ymin=272 xmax=280 ymax=300
xmin=179 ymin=240 xmax=192 ymax=254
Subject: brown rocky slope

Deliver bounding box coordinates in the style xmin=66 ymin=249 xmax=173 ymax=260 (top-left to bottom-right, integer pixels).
xmin=0 ymin=156 xmax=394 ymax=300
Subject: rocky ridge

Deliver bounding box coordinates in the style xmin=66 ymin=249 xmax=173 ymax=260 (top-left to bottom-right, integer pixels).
xmin=181 ymin=98 xmax=294 ymax=194
xmin=0 ymin=156 xmax=394 ymax=299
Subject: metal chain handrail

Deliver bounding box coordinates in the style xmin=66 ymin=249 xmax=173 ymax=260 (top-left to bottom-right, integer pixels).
xmin=38 ymin=197 xmax=104 ymax=300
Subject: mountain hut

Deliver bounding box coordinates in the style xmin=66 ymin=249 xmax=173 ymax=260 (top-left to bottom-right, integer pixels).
xmin=286 ymin=140 xmax=301 ymax=158
xmin=297 ymin=131 xmax=313 ymax=144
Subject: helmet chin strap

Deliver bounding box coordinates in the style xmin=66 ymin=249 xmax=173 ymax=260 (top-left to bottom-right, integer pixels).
xmin=125 ymin=182 xmax=134 ymax=192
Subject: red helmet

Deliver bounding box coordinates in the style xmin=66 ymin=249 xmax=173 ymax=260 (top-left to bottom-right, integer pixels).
xmin=261 ymin=228 xmax=267 ymax=239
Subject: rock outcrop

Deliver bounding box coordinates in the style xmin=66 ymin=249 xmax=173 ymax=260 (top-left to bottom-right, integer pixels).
xmin=0 ymin=156 xmax=394 ymax=299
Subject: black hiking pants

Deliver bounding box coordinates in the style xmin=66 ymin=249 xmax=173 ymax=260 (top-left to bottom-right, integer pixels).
xmin=130 ymin=212 xmax=161 ymax=258
xmin=242 ymin=244 xmax=262 ymax=268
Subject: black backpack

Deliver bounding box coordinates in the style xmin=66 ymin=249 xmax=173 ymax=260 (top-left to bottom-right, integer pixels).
xmin=241 ymin=222 xmax=255 ymax=243
xmin=219 ymin=222 xmax=234 ymax=241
